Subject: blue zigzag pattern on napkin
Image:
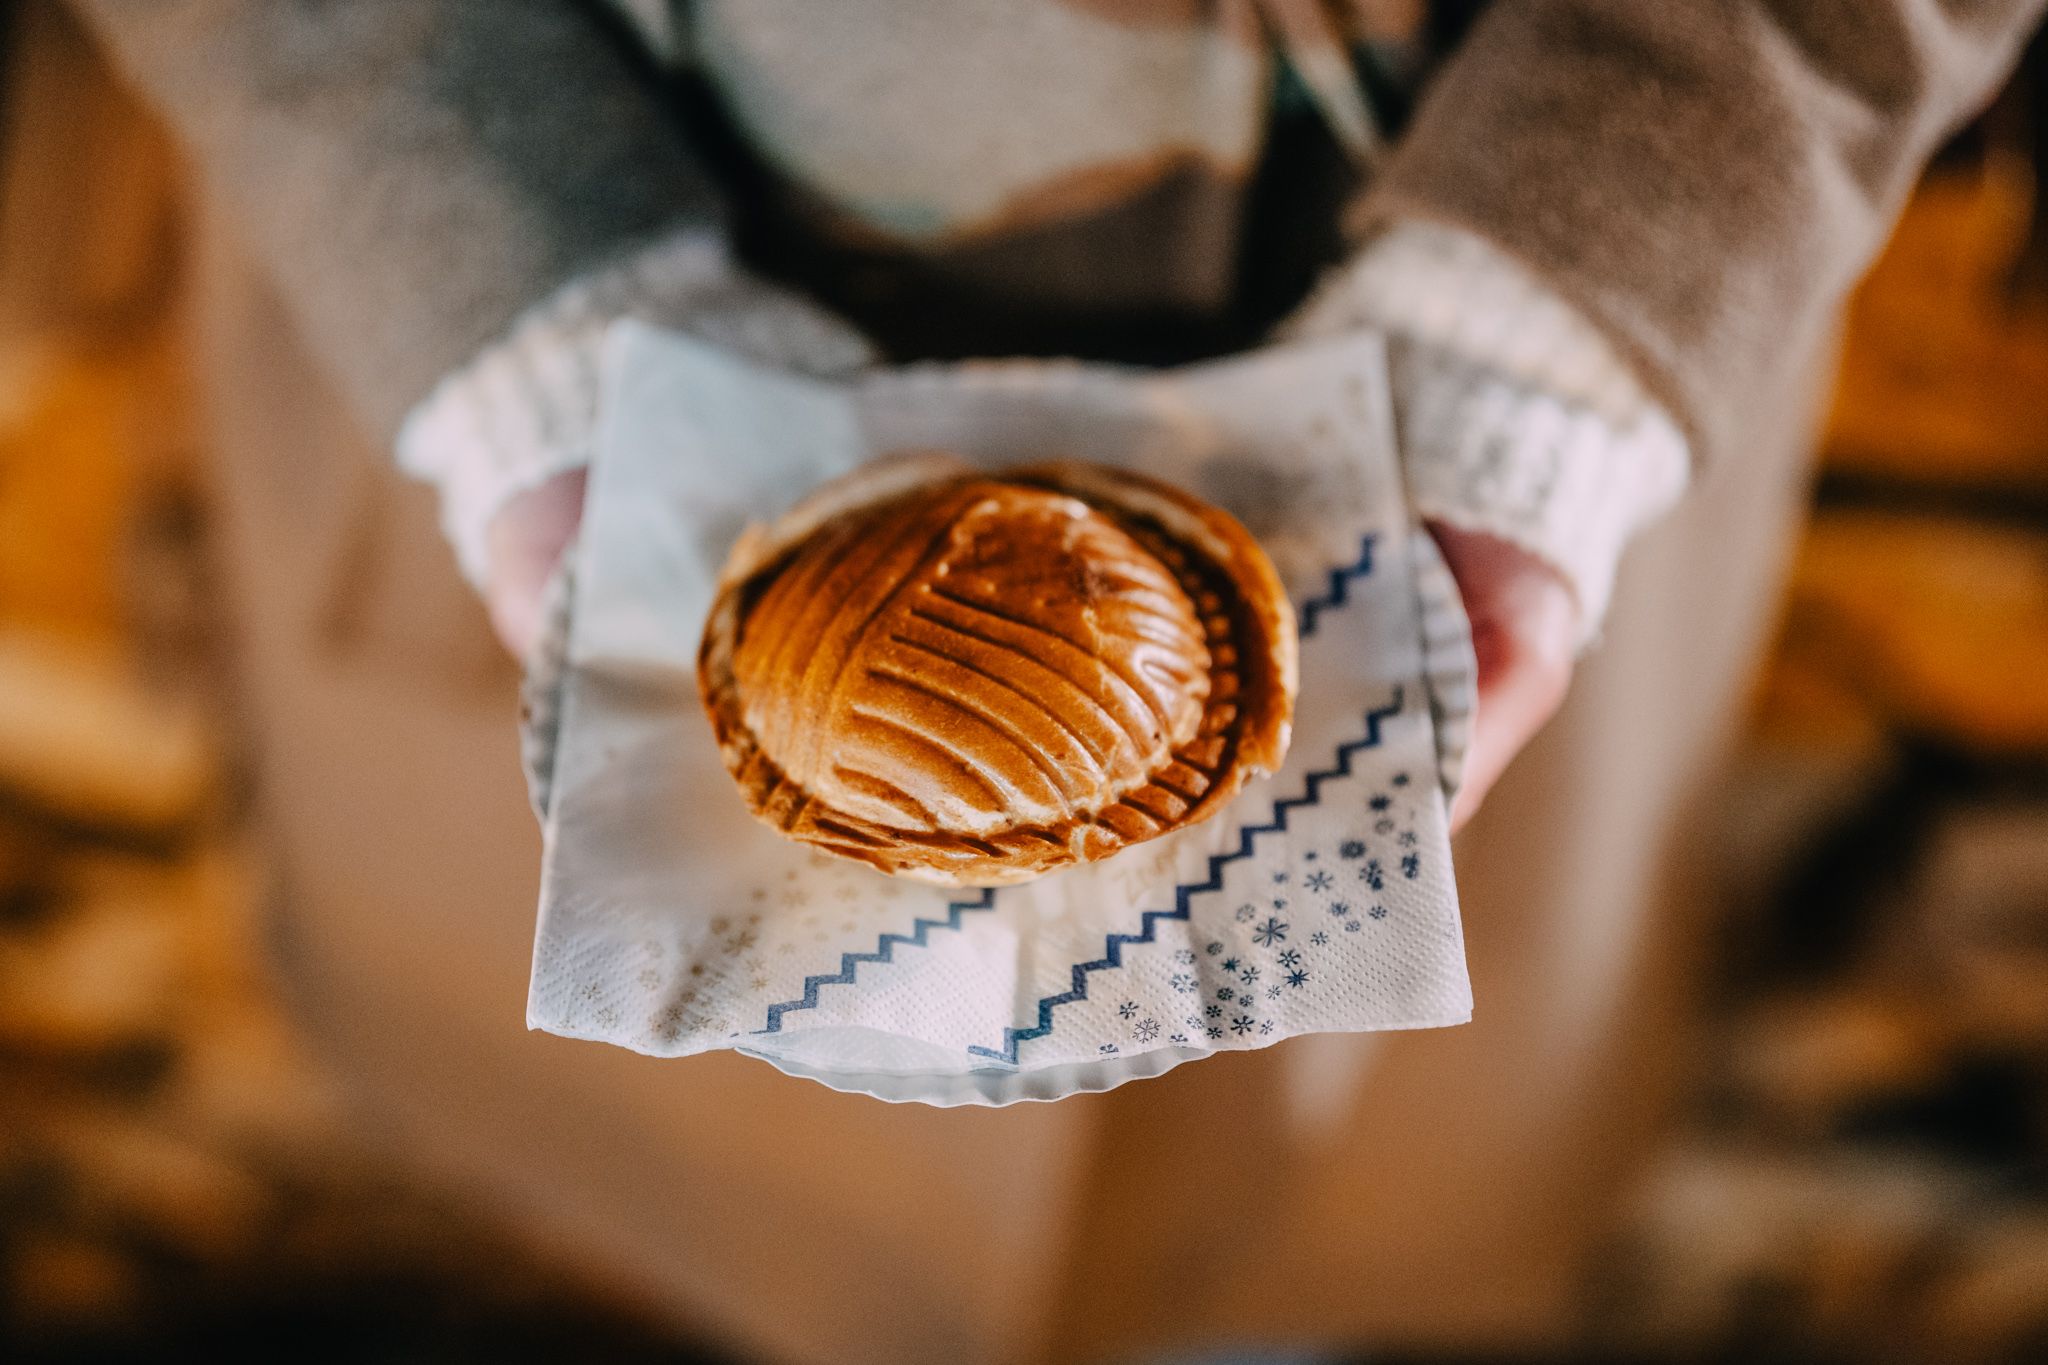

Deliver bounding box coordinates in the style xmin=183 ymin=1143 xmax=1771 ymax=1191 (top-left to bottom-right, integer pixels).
xmin=750 ymin=533 xmax=1378 ymax=1037
xmin=1296 ymin=535 xmax=1375 ymax=639
xmin=964 ymin=685 xmax=1402 ymax=1066
xmin=757 ymin=886 xmax=997 ymax=1034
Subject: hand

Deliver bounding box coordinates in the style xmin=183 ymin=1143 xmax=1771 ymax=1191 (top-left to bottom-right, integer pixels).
xmin=483 ymin=468 xmax=587 ymax=659
xmin=1426 ymin=521 xmax=1578 ymax=833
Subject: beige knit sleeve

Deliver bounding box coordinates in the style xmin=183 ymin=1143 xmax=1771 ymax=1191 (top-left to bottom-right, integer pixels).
xmin=1355 ymin=0 xmax=2046 ymax=467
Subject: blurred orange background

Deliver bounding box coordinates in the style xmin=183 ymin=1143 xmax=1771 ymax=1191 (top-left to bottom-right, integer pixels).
xmin=1 ymin=3 xmax=2045 ymax=1362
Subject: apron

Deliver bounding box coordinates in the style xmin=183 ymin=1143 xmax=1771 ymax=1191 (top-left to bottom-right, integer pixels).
xmin=182 ymin=202 xmax=1822 ymax=1360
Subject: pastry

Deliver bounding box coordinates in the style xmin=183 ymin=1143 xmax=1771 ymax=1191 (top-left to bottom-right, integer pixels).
xmin=699 ymin=455 xmax=1296 ymax=885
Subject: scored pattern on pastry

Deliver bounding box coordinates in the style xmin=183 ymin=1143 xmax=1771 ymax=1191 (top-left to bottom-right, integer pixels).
xmin=734 ymin=485 xmax=1208 ymax=836
xmin=700 ymin=462 xmax=1295 ymax=886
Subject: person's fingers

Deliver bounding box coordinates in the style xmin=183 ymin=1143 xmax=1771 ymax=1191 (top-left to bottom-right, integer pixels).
xmin=1449 ymin=613 xmax=1573 ymax=830
xmin=484 ymin=468 xmax=588 ymax=658
xmin=1426 ymin=522 xmax=1578 ymax=832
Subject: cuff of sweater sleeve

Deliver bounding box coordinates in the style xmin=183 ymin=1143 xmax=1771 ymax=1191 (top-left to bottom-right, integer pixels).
xmin=396 ymin=229 xmax=873 ymax=588
xmin=1391 ymin=338 xmax=1688 ymax=642
xmin=1287 ymin=220 xmax=1691 ymax=645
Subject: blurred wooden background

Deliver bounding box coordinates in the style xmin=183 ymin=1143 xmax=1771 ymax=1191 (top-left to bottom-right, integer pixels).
xmin=0 ymin=4 xmax=697 ymax=1359
xmin=1599 ymin=32 xmax=2048 ymax=1365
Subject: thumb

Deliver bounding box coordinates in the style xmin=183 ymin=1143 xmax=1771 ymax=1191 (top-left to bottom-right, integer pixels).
xmin=484 ymin=468 xmax=588 ymax=659
xmin=1429 ymin=523 xmax=1577 ymax=831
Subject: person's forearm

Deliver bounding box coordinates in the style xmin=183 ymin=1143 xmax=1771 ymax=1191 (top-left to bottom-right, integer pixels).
xmin=71 ymin=0 xmax=723 ymax=443
xmin=1361 ymin=0 xmax=2047 ymax=466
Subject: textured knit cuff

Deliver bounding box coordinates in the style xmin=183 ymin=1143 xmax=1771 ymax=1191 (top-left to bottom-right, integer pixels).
xmin=396 ymin=230 xmax=874 ymax=587
xmin=1390 ymin=336 xmax=1689 ymax=639
xmin=1286 ymin=221 xmax=1690 ymax=645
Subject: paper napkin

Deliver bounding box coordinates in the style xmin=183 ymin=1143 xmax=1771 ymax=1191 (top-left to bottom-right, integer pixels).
xmin=524 ymin=322 xmax=1475 ymax=1105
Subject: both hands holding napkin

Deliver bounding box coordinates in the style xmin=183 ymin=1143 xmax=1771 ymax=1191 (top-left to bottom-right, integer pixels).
xmin=464 ymin=222 xmax=1678 ymax=842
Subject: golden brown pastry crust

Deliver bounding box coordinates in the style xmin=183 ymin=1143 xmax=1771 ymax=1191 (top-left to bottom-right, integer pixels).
xmin=699 ymin=456 xmax=1296 ymax=886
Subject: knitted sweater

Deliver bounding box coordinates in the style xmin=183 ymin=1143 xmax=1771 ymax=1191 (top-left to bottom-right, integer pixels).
xmin=73 ymin=0 xmax=2045 ymax=639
